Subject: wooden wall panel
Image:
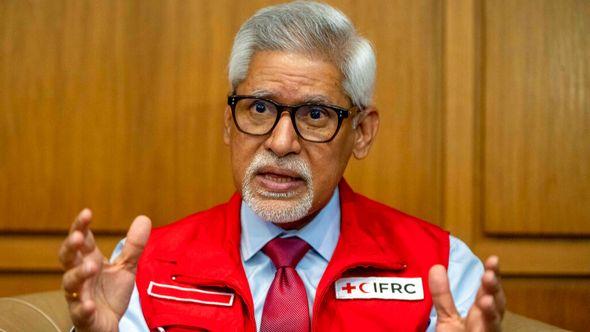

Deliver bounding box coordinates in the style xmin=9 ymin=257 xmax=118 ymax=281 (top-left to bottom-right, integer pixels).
xmin=0 ymin=235 xmax=121 ymax=271
xmin=503 ymin=277 xmax=590 ymax=332
xmin=444 ymin=0 xmax=589 ymax=330
xmin=483 ymin=0 xmax=590 ymax=235
xmin=444 ymin=0 xmax=590 ymax=255
xmin=442 ymin=0 xmax=480 ymax=244
xmin=0 ymin=0 xmax=442 ymax=231
xmin=2 ymin=0 xmax=589 ymax=330
xmin=343 ymin=0 xmax=443 ymax=224
xmin=0 ymin=273 xmax=63 ymax=297
xmin=0 ymin=0 xmax=236 ymax=232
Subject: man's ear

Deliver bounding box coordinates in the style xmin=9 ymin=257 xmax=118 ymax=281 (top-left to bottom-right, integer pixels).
xmin=223 ymin=106 xmax=232 ymax=145
xmin=352 ymin=106 xmax=379 ymax=159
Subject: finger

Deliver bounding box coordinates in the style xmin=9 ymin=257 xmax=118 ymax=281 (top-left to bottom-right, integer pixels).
xmin=70 ymin=299 xmax=97 ymax=328
xmin=481 ymin=270 xmax=500 ymax=294
xmin=60 ymin=209 xmax=94 ymax=268
xmin=475 ymin=255 xmax=501 ymax=297
xmin=115 ymin=215 xmax=151 ymax=267
xmin=70 ymin=208 xmax=92 ymax=234
xmin=478 ymin=294 xmax=502 ymax=332
xmin=428 ymin=264 xmax=461 ymax=321
xmin=59 ymin=228 xmax=99 ymax=269
xmin=484 ymin=255 xmax=500 ymax=274
xmin=59 ymin=230 xmax=85 ymax=269
xmin=62 ymin=260 xmax=99 ymax=301
xmin=478 ymin=294 xmax=497 ymax=318
xmin=482 ymin=256 xmax=506 ymax=317
xmin=79 ymin=227 xmax=97 ymax=255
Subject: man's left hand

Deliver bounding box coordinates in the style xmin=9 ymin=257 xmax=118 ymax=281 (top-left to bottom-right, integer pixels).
xmin=429 ymin=256 xmax=506 ymax=331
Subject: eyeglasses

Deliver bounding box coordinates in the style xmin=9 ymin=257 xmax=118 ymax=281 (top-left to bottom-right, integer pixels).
xmin=227 ymin=95 xmax=359 ymax=143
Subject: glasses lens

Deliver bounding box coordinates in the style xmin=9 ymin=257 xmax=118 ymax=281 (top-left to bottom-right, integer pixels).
xmin=295 ymin=105 xmax=339 ymax=142
xmin=234 ymin=98 xmax=277 ymax=135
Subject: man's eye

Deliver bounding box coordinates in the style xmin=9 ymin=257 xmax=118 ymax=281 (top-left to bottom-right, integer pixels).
xmin=253 ymin=101 xmax=267 ymax=113
xmin=308 ymin=107 xmax=327 ymax=120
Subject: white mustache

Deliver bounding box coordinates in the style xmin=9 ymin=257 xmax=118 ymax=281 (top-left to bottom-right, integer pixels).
xmin=245 ymin=150 xmax=312 ymax=184
xmin=242 ymin=150 xmax=314 ymax=223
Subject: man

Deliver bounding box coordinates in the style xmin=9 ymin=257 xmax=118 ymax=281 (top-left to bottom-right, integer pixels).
xmin=59 ymin=1 xmax=505 ymax=331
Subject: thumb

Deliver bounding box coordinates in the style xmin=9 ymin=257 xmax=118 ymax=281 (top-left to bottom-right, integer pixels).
xmin=116 ymin=215 xmax=151 ymax=268
xmin=429 ymin=264 xmax=460 ymax=321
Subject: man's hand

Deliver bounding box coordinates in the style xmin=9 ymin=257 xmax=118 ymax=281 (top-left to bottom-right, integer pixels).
xmin=58 ymin=209 xmax=151 ymax=332
xmin=429 ymin=256 xmax=506 ymax=332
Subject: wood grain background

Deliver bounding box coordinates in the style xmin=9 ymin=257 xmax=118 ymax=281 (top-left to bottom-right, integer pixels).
xmin=1 ymin=0 xmax=588 ymax=330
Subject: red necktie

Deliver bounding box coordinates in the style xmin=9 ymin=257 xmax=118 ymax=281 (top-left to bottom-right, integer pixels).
xmin=260 ymin=237 xmax=311 ymax=332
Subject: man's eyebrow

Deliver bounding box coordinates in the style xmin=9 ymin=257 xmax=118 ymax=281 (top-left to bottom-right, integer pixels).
xmin=301 ymin=95 xmax=333 ymax=104
xmin=250 ymin=89 xmax=274 ymax=98
xmin=249 ymin=90 xmax=334 ymax=105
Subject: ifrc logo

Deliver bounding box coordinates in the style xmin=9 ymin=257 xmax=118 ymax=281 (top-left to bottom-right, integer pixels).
xmin=335 ymin=277 xmax=424 ymax=300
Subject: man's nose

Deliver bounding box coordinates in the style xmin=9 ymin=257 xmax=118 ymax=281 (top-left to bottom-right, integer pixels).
xmin=263 ymin=113 xmax=302 ymax=157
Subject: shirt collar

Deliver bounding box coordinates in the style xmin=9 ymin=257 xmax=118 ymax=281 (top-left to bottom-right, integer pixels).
xmin=240 ymin=188 xmax=341 ymax=263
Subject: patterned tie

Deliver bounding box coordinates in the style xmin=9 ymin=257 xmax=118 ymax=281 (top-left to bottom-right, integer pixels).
xmin=260 ymin=236 xmax=311 ymax=332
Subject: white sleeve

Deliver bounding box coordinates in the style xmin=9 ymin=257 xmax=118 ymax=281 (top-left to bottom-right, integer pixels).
xmin=110 ymin=239 xmax=150 ymax=332
xmin=426 ymin=235 xmax=484 ymax=331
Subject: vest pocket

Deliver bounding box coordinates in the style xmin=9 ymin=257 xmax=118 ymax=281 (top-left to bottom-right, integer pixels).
xmin=145 ymin=280 xmax=245 ymax=332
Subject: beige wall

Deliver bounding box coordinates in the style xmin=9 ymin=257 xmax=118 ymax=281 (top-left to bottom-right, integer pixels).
xmin=1 ymin=0 xmax=588 ymax=330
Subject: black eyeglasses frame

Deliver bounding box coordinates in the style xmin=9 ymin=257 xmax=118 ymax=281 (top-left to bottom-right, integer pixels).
xmin=227 ymin=94 xmax=358 ymax=143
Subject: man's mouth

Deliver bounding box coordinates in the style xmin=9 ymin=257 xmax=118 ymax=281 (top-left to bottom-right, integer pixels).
xmin=255 ymin=167 xmax=306 ymax=193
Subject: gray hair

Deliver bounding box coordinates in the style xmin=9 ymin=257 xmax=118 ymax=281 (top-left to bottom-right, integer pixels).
xmin=228 ymin=0 xmax=376 ymax=108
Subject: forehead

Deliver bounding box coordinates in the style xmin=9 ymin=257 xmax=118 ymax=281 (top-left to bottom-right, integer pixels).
xmin=236 ymin=51 xmax=349 ymax=106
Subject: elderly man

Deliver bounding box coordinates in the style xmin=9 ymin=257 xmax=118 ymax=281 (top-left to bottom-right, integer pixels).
xmin=59 ymin=1 xmax=505 ymax=331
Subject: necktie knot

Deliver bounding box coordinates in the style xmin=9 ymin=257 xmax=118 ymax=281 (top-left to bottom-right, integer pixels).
xmin=263 ymin=237 xmax=310 ymax=268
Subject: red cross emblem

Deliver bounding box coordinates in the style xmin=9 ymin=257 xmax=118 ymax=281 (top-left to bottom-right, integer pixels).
xmin=341 ymin=282 xmax=356 ymax=293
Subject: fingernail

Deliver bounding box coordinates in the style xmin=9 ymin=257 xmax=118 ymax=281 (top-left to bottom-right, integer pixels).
xmin=70 ymin=232 xmax=80 ymax=244
xmin=81 ymin=209 xmax=92 ymax=220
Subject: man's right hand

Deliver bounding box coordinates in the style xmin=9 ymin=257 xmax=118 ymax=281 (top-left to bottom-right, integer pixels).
xmin=59 ymin=209 xmax=151 ymax=332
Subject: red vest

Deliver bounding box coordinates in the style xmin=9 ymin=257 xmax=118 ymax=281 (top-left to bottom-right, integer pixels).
xmin=136 ymin=180 xmax=449 ymax=331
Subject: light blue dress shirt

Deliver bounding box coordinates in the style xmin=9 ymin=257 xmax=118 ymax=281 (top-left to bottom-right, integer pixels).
xmin=114 ymin=188 xmax=484 ymax=331
xmin=240 ymin=186 xmax=341 ymax=330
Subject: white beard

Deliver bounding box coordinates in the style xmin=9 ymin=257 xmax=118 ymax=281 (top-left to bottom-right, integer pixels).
xmin=242 ymin=150 xmax=314 ymax=224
